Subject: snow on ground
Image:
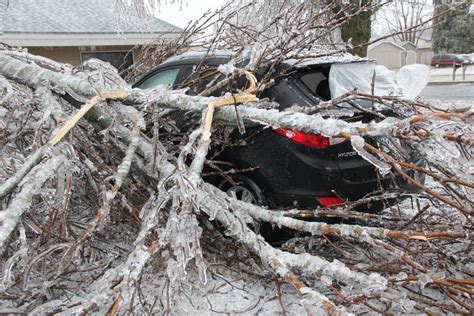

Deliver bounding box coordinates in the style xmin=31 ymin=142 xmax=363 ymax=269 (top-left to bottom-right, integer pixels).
xmin=132 ymin=176 xmax=472 ymax=315
xmin=139 ymin=264 xmax=305 ymax=315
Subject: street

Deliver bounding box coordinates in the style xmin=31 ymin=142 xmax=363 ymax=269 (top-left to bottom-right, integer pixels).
xmin=420 ymin=83 xmax=474 ymax=101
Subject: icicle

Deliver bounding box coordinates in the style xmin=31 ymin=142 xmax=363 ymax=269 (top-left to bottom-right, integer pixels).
xmin=351 ymin=136 xmax=391 ymax=175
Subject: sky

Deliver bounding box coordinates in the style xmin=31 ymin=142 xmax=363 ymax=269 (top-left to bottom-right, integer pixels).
xmin=155 ymin=0 xmax=228 ymax=29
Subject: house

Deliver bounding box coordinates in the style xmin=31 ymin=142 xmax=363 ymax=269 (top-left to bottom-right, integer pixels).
xmin=367 ymin=41 xmax=409 ymax=69
xmin=0 ymin=0 xmax=182 ymax=72
xmin=400 ymin=41 xmax=416 ymax=51
xmin=412 ymin=29 xmax=434 ymax=65
xmin=415 ymin=44 xmax=434 ymax=65
xmin=414 ymin=28 xmax=433 ymax=47
xmin=368 ymin=28 xmax=434 ymax=69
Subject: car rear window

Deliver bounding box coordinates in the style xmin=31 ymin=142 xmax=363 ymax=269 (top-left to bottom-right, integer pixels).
xmin=299 ymin=72 xmax=330 ymax=100
xmin=297 ymin=62 xmax=382 ymax=101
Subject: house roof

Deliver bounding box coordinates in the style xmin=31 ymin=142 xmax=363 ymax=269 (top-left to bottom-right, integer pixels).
xmin=368 ymin=41 xmax=406 ymax=52
xmin=0 ymin=0 xmax=182 ymax=47
xmin=401 ymin=41 xmax=417 ymax=49
xmin=417 ymin=28 xmax=433 ymax=42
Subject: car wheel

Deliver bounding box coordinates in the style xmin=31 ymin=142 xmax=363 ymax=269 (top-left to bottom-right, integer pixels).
xmin=219 ymin=175 xmax=267 ymax=206
xmin=219 ymin=176 xmax=294 ymax=244
xmin=435 ymin=63 xmax=440 ymax=68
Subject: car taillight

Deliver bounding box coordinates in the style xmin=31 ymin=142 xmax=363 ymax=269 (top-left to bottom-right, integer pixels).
xmin=274 ymin=128 xmax=345 ymax=148
xmin=316 ymin=196 xmax=344 ymax=207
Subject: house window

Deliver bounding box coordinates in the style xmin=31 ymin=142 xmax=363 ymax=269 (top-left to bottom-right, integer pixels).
xmin=81 ymin=51 xmax=133 ymax=74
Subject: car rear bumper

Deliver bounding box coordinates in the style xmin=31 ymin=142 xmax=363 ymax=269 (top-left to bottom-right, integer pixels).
xmin=220 ymin=129 xmax=425 ymax=212
xmin=264 ymin=137 xmax=426 ymax=211
xmin=270 ymin=169 xmax=424 ymax=212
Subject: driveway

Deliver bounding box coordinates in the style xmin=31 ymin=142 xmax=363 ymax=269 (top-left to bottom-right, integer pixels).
xmin=421 ymin=82 xmax=474 ymax=101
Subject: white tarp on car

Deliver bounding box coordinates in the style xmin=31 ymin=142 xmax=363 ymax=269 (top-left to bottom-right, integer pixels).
xmin=329 ymin=62 xmax=430 ymax=100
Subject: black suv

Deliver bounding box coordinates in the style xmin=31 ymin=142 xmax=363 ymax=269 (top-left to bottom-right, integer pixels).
xmin=134 ymin=52 xmax=421 ymax=212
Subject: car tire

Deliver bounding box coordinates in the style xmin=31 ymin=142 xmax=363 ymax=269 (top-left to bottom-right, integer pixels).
xmin=435 ymin=63 xmax=440 ymax=68
xmin=219 ymin=176 xmax=296 ymax=244
xmin=219 ymin=175 xmax=267 ymax=206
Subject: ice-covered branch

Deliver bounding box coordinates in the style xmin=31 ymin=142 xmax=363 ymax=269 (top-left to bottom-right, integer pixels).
xmin=0 ymin=153 xmax=65 ymax=248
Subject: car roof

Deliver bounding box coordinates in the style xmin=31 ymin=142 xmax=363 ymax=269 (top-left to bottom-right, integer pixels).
xmin=135 ymin=51 xmax=373 ymax=86
xmin=159 ymin=50 xmax=369 ymax=69
xmin=282 ymin=54 xmax=370 ymax=68
xmin=160 ymin=51 xmax=233 ymax=67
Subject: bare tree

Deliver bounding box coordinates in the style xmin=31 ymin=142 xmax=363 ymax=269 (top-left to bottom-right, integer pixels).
xmin=374 ymin=0 xmax=433 ymax=45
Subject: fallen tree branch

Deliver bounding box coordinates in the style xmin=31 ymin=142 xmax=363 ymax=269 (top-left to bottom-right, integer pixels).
xmin=0 ymin=153 xmax=66 ymax=248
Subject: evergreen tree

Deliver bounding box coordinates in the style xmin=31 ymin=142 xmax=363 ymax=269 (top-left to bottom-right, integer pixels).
xmin=432 ymin=1 xmax=474 ymax=53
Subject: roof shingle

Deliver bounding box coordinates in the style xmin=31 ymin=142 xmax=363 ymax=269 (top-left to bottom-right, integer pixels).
xmin=3 ymin=0 xmax=182 ymax=34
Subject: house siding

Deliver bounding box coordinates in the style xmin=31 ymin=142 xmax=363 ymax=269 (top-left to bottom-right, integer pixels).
xmin=26 ymin=45 xmax=141 ymax=68
xmin=27 ymin=47 xmax=82 ymax=66
xmin=416 ymin=47 xmax=434 ymax=65
xmin=367 ymin=42 xmax=404 ymax=69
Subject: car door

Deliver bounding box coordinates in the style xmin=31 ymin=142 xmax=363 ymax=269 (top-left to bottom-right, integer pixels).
xmin=438 ymin=55 xmax=445 ymax=66
xmin=176 ymin=63 xmax=228 ymax=96
xmin=134 ymin=66 xmax=185 ymax=89
xmin=446 ymin=55 xmax=456 ymax=66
